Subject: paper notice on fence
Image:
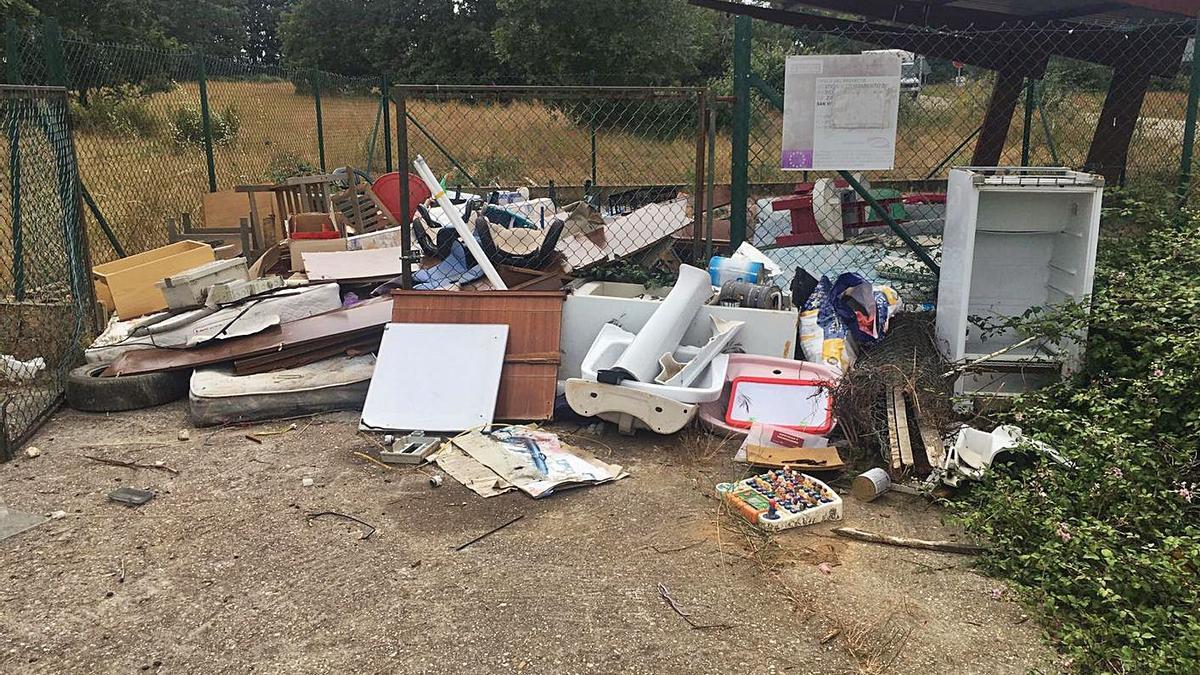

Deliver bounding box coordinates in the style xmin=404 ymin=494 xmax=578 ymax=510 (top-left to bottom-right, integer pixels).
xmin=782 ymin=54 xmax=901 ymax=171
xmin=449 ymin=427 xmax=627 ymax=499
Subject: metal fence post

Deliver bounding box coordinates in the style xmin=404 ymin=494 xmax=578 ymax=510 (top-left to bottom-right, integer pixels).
xmin=692 ymin=89 xmax=708 ymax=262
xmin=1176 ymin=20 xmax=1200 ymax=207
xmin=6 ymin=21 xmax=24 ymax=300
xmin=394 ymin=87 xmax=412 ymax=290
xmin=729 ymin=15 xmax=752 ymax=251
xmin=313 ymin=70 xmax=326 ymax=172
xmin=1021 ymin=78 xmax=1035 ymax=166
xmin=41 ymin=17 xmax=65 ymax=86
xmin=381 ymin=75 xmax=393 ymax=173
xmin=194 ymin=53 xmax=218 ymax=193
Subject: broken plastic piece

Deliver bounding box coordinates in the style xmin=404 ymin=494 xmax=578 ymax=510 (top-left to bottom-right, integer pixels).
xmin=941 ymin=424 xmax=1073 ymax=487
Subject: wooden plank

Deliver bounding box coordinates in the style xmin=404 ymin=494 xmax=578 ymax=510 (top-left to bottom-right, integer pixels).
xmin=303 ymin=248 xmax=406 ymax=281
xmin=885 ymin=389 xmax=902 ymax=471
xmin=892 ymin=386 xmax=914 ymax=468
xmin=907 ymin=385 xmax=946 ymax=471
xmin=1085 ymin=63 xmax=1153 ymax=184
xmin=971 ymin=68 xmax=1025 ymax=167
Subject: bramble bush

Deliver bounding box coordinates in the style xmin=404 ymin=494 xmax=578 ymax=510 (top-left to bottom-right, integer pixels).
xmin=953 ymin=188 xmax=1200 ymax=672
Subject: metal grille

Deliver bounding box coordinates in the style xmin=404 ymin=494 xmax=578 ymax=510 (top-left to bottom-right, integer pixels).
xmin=0 ymin=85 xmax=93 ymax=460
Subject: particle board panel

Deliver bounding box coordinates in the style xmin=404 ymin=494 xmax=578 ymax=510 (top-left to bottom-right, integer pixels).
xmin=390 ymin=290 xmax=564 ymax=420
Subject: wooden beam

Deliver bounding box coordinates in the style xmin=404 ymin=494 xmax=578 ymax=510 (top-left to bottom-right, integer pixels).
xmin=1085 ymin=63 xmax=1154 ymax=183
xmin=972 ymin=68 xmax=1026 ymax=166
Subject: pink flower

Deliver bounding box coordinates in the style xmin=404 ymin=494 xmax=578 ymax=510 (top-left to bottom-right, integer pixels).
xmin=989 ymin=587 xmax=1005 ymax=600
xmin=1107 ymin=467 xmax=1123 ymax=479
xmin=817 ymin=562 xmax=834 ymax=575
xmin=1152 ymin=368 xmax=1164 ymax=378
xmin=1013 ymin=411 xmax=1024 ymax=422
xmin=1177 ymin=483 xmax=1197 ymax=503
xmin=1056 ymin=522 xmax=1072 ymax=543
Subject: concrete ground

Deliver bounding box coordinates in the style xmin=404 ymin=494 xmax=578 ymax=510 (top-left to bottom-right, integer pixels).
xmin=0 ymin=404 xmax=1058 ymax=674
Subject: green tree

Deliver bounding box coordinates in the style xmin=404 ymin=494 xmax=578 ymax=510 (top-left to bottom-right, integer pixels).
xmin=493 ymin=0 xmax=716 ymax=85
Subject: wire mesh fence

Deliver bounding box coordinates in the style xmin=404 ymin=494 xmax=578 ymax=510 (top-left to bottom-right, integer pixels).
xmin=392 ymin=85 xmax=709 ymax=291
xmin=736 ymin=18 xmax=1199 ymax=311
xmin=3 ymin=22 xmax=394 ymax=265
xmin=0 ymin=85 xmax=93 ymax=460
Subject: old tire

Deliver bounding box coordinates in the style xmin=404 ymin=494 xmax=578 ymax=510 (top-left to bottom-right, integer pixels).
xmin=66 ymin=363 xmax=190 ymax=413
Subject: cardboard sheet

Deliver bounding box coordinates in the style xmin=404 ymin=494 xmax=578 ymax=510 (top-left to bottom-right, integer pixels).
xmin=447 ymin=427 xmax=627 ymax=499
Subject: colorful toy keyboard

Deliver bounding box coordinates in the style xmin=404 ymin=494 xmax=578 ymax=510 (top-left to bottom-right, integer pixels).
xmin=717 ymin=469 xmax=843 ymax=531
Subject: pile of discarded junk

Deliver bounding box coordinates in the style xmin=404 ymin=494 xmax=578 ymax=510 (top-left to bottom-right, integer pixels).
xmin=62 ymin=162 xmax=1100 ymax=525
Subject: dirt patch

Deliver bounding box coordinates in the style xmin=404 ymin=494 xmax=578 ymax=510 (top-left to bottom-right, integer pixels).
xmin=0 ymin=404 xmax=1057 ymax=673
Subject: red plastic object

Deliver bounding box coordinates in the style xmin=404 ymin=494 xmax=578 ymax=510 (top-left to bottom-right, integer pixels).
xmin=724 ymin=376 xmax=834 ymax=433
xmin=290 ymin=230 xmax=341 ymax=240
xmin=373 ymin=172 xmax=432 ymax=221
xmin=770 ymin=181 xmax=905 ymax=247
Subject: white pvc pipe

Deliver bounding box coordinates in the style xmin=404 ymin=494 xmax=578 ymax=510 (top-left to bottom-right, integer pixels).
xmin=412 ymin=155 xmax=507 ymax=290
xmin=607 ymin=264 xmax=711 ymax=382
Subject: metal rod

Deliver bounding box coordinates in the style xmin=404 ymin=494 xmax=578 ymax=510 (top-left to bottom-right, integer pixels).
xmin=7 ymin=20 xmax=24 ymax=300
xmin=729 ymin=15 xmax=752 ymax=250
xmin=313 ymin=71 xmax=326 ymax=172
xmin=750 ymin=73 xmax=783 ymax=112
xmin=839 ymin=171 xmax=939 ymax=277
xmin=395 ymin=90 xmax=412 ymax=290
xmin=1021 ymin=78 xmax=1035 ymax=166
xmin=392 ymin=84 xmax=705 ymax=97
xmin=80 ymin=181 xmax=125 ymax=258
xmin=195 ymin=53 xmax=217 ymax=192
xmin=365 ymin=91 xmax=383 ymax=177
xmin=589 ymin=120 xmax=598 ymax=186
xmin=381 ymin=75 xmax=393 ymax=173
xmin=705 ymin=106 xmax=717 ymax=260
xmin=405 ymin=110 xmax=479 ymax=188
xmin=1177 ymin=18 xmax=1200 ymax=207
xmin=1035 ymin=84 xmax=1060 ymax=165
xmin=692 ymin=90 xmax=707 ymax=262
xmin=924 ymin=125 xmax=981 ymax=180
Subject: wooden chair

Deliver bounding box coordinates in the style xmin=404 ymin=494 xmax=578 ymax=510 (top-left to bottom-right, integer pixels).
xmin=235 ymin=173 xmax=341 ymax=243
xmin=332 ymin=169 xmax=399 ymax=234
xmin=165 ymin=212 xmax=251 ymax=259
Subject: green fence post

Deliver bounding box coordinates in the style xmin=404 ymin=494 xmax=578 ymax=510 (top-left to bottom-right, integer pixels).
xmin=1021 ymin=78 xmax=1035 ymax=166
xmin=313 ymin=71 xmax=326 ymax=172
xmin=730 ymin=15 xmax=752 ymax=250
xmin=381 ymin=75 xmax=393 ymax=173
xmin=7 ymin=20 xmax=24 ymax=299
xmin=194 ymin=53 xmax=218 ymax=193
xmin=41 ymin=17 xmax=65 ymax=86
xmin=1176 ymin=20 xmax=1200 ymax=207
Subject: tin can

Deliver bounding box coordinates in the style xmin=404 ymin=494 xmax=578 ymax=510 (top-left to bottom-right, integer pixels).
xmin=851 ymin=468 xmax=892 ymax=502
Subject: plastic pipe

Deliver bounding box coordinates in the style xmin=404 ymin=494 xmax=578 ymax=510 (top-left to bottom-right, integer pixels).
xmin=412 ymin=155 xmax=507 ymax=290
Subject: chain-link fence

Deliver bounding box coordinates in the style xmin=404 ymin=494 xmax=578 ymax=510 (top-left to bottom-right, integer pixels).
xmin=4 ymin=19 xmax=391 ymax=264
xmin=0 ymin=85 xmax=93 ymax=460
xmin=733 ymin=18 xmax=1198 ymax=309
xmin=392 ymin=85 xmax=709 ymax=290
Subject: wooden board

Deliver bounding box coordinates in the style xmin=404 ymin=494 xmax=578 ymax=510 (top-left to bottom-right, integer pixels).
xmin=203 ymin=190 xmax=276 ymax=229
xmin=390 ymin=290 xmax=564 ymax=421
xmin=745 ymin=444 xmax=844 ymax=470
xmin=303 ymin=247 xmax=405 ymax=281
xmin=885 ymin=388 xmax=902 ymax=471
xmin=288 ymin=238 xmax=347 ymax=272
xmin=892 ymin=387 xmax=914 ymax=468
